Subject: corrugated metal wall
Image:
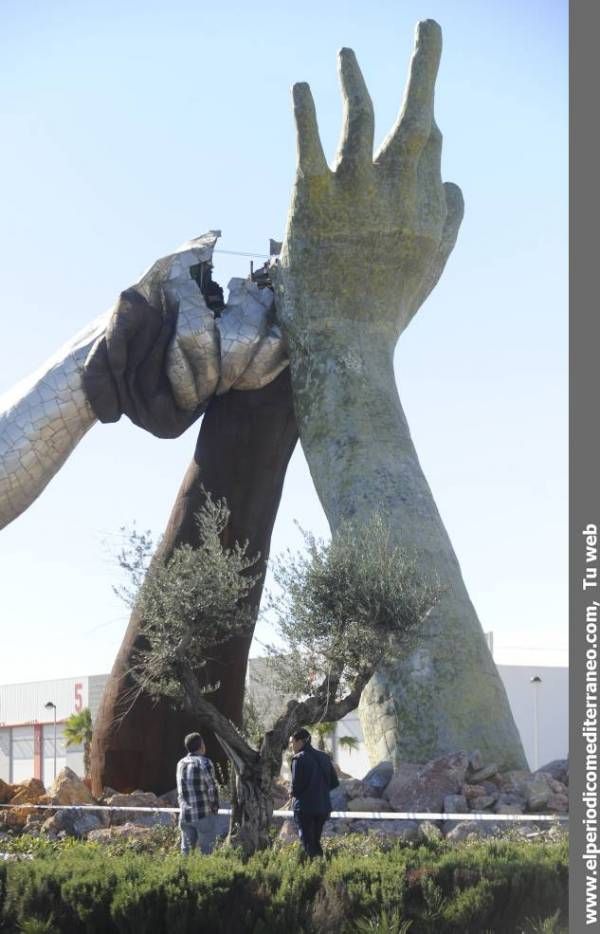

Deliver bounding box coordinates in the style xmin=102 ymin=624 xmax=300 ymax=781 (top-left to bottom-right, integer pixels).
xmin=0 ymin=674 xmax=107 ymax=785
xmin=0 ymin=676 xmax=89 ymax=725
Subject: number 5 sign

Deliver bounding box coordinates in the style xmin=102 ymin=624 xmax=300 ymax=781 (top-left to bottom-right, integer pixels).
xmin=74 ymin=682 xmax=83 ymax=713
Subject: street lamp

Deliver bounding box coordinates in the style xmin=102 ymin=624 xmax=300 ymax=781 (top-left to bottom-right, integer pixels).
xmin=44 ymin=701 xmax=57 ymax=782
xmin=530 ymin=676 xmax=542 ymax=771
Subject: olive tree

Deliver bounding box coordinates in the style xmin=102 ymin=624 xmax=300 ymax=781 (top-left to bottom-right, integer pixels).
xmin=121 ymin=496 xmax=437 ymax=854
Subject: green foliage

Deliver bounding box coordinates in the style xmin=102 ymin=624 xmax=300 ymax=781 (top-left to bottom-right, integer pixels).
xmin=521 ymin=909 xmax=566 ymax=933
xmin=241 ymin=693 xmax=266 ymax=749
xmin=63 ymin=708 xmax=93 ymax=777
xmin=309 ymin=722 xmax=359 ymax=759
xmin=312 ymin=721 xmax=336 ymax=752
xmin=338 ymin=735 xmax=360 ymax=756
xmin=0 ymin=836 xmax=567 ymax=934
xmin=128 ymin=495 xmax=261 ymax=701
xmin=112 ymin=522 xmax=155 ymax=608
xmin=267 ymin=514 xmax=439 ymax=699
xmin=353 ymin=911 xmax=412 ymax=933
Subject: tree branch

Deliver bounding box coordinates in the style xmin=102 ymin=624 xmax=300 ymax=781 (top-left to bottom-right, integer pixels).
xmin=180 ymin=668 xmax=258 ymax=766
xmin=268 ymin=666 xmax=372 ymax=749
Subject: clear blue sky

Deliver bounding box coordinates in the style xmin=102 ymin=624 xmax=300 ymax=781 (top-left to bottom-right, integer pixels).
xmin=0 ymin=0 xmax=567 ymax=684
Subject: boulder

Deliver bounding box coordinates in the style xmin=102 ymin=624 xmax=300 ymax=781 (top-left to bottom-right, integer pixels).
xmin=546 ymin=794 xmax=569 ymax=814
xmin=105 ymin=791 xmax=166 ymax=826
xmin=333 ymin=764 xmax=352 ymax=779
xmin=462 ymin=783 xmax=486 ymax=801
xmin=494 ymin=802 xmax=524 ymax=815
xmin=496 ymin=791 xmax=522 ymax=804
xmin=2 ymin=778 xmax=47 ymax=829
xmin=340 ymin=779 xmax=371 ymax=800
xmin=346 ymin=796 xmax=393 ymax=812
xmin=383 ymin=763 xmax=422 ymax=806
xmin=329 ymin=786 xmax=349 ymax=812
xmin=9 ymin=778 xmax=46 ymax=806
xmin=468 ymin=750 xmax=483 ymax=772
xmin=158 ymin=788 xmax=178 ymax=808
xmin=469 ymin=763 xmax=499 ymax=783
xmin=538 ymin=759 xmax=569 ymax=786
xmin=47 ymin=767 xmax=96 ymax=806
xmin=42 ymin=808 xmax=103 ymax=838
xmin=470 ymin=795 xmax=497 ymax=811
xmin=498 ymin=769 xmax=532 ymax=793
xmin=443 ymin=794 xmax=468 ymax=814
xmin=0 ymin=779 xmax=19 ymax=804
xmin=362 ymin=761 xmax=393 ymax=796
xmin=501 ymin=772 xmax=554 ymax=811
xmin=385 ymin=752 xmax=468 ymax=814
xmin=73 ymin=812 xmax=105 ymax=837
xmin=42 ymin=809 xmax=72 ymax=837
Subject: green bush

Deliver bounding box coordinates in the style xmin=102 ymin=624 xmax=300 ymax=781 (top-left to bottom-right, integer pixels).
xmin=0 ymin=835 xmax=568 ymax=933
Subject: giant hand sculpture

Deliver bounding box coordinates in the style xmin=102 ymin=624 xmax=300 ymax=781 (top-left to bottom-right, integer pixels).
xmin=273 ymin=21 xmax=526 ymax=768
xmin=0 ymin=232 xmax=287 ymax=530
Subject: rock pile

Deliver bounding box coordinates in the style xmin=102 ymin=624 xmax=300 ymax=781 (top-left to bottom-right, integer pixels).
xmin=0 ymin=753 xmax=569 ymax=848
xmin=0 ymin=768 xmax=179 ymax=841
xmin=314 ymin=751 xmax=569 ymax=842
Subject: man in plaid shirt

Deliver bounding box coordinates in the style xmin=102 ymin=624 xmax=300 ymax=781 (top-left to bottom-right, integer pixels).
xmin=176 ymin=732 xmax=219 ymax=855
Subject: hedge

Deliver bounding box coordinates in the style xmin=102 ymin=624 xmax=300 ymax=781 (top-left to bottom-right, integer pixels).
xmin=0 ymin=835 xmax=568 ymax=933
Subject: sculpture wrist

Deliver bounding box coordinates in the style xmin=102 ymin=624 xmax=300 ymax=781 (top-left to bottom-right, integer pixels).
xmin=0 ymin=327 xmax=102 ymax=529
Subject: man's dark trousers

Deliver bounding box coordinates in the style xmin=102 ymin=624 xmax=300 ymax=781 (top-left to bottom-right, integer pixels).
xmin=293 ymin=809 xmax=327 ymax=857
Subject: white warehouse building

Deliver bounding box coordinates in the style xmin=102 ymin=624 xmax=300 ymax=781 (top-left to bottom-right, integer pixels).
xmin=0 ymin=663 xmax=567 ymax=786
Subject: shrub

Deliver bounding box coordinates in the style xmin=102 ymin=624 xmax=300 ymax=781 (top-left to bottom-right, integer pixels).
xmin=1 ymin=836 xmax=568 ymax=933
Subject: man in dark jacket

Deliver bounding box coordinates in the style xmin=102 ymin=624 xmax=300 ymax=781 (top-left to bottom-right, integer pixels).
xmin=290 ymin=727 xmax=340 ymax=857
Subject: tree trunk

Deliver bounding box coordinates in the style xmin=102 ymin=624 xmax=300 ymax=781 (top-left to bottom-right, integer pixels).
xmin=90 ymin=371 xmax=298 ymax=796
xmin=285 ymin=334 xmax=526 ymax=770
xmin=227 ymin=762 xmax=275 ymax=856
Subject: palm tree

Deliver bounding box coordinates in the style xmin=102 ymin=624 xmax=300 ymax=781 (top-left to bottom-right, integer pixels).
xmin=338 ymin=735 xmax=359 ymax=757
xmin=312 ymin=723 xmax=360 ymax=759
xmin=64 ymin=708 xmax=93 ymax=777
xmin=312 ymin=721 xmax=336 ymax=752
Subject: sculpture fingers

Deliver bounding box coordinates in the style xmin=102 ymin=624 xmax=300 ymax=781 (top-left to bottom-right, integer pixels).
xmin=136 ymin=232 xmax=220 ymax=307
xmin=164 ymin=276 xmax=219 ymax=410
xmin=375 ymin=19 xmax=442 ymax=171
xmin=232 ymin=324 xmax=288 ymax=390
xmin=216 ymin=279 xmax=272 ymax=395
xmin=335 ymin=48 xmax=375 ymax=175
xmin=406 ymin=180 xmax=464 ymax=322
xmin=416 ymin=122 xmax=446 ymax=232
xmin=292 ymin=82 xmax=329 ymax=178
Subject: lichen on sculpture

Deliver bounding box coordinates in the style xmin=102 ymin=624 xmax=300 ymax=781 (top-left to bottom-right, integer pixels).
xmin=271 ymin=20 xmax=526 ymax=768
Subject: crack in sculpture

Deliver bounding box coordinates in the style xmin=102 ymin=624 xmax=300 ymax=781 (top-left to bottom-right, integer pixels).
xmin=0 ymin=19 xmax=526 ymax=793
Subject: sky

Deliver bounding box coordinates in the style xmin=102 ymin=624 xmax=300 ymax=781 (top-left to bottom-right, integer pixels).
xmin=0 ymin=0 xmax=567 ymax=686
